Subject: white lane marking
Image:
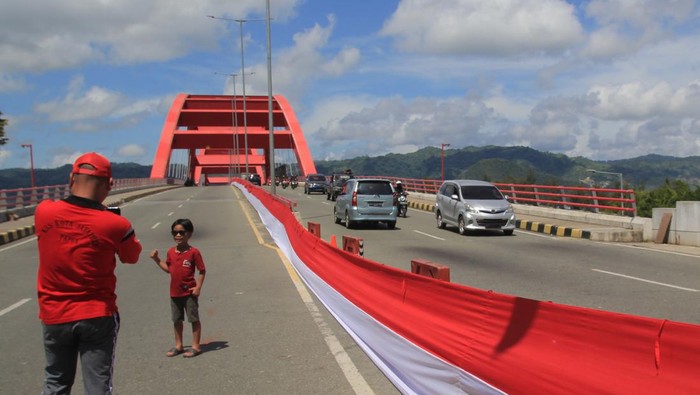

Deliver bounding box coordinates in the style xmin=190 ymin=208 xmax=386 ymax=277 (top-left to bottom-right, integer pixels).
xmin=151 ymin=222 xmax=161 ymax=229
xmin=0 ymin=298 xmax=32 ymax=317
xmin=0 ymin=236 xmax=37 ymax=253
xmin=598 ymin=241 xmax=700 ymax=258
xmin=178 ymin=204 xmax=183 ymax=208
xmin=517 ymin=230 xmax=557 ymax=239
xmin=167 ymin=212 xmax=174 ymax=217
xmin=413 ymin=230 xmax=445 ymax=241
xmin=592 ymin=269 xmax=699 ymax=292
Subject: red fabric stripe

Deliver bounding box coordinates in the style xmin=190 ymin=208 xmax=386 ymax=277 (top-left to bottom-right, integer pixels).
xmin=250 ymin=185 xmax=700 ymax=394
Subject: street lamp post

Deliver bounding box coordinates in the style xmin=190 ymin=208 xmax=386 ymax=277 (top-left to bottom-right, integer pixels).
xmin=266 ymin=0 xmax=276 ymax=195
xmin=21 ymin=144 xmax=36 ymax=189
xmin=441 ymin=143 xmax=450 ymax=181
xmin=216 ymin=72 xmax=239 ymax=183
xmin=586 ymin=169 xmax=624 ymax=208
xmin=207 ymin=16 xmax=264 ymax=176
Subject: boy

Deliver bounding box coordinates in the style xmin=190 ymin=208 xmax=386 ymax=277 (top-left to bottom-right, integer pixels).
xmin=150 ymin=218 xmax=206 ymax=358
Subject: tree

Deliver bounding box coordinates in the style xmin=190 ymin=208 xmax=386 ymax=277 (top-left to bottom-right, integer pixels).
xmin=0 ymin=111 xmax=7 ymax=145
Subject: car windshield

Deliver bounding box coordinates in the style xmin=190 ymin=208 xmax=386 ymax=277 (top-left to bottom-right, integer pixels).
xmin=357 ymin=181 xmax=393 ymax=195
xmin=308 ymin=175 xmax=325 ymax=182
xmin=461 ymin=186 xmax=503 ymax=200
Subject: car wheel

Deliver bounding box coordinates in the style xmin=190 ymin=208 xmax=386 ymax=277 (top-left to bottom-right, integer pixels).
xmin=503 ymin=229 xmax=514 ymax=236
xmin=334 ymin=208 xmax=342 ymax=224
xmin=387 ymin=221 xmax=396 ymax=230
xmin=345 ymin=212 xmax=353 ymax=229
xmin=436 ymin=212 xmax=446 ymax=229
xmin=458 ymin=216 xmax=468 ymax=235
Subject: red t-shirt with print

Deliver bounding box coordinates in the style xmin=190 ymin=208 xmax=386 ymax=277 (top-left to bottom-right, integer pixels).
xmin=166 ymin=246 xmax=206 ymax=297
xmin=36 ymin=196 xmax=142 ymax=325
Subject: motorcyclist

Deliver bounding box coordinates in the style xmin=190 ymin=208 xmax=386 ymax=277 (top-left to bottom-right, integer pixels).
xmin=394 ymin=180 xmax=405 ymax=194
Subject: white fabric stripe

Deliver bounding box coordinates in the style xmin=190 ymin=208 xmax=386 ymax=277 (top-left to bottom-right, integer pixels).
xmin=236 ymin=185 xmax=504 ymax=395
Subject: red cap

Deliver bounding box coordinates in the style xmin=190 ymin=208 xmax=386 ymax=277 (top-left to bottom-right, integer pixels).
xmin=72 ymin=152 xmax=112 ymax=178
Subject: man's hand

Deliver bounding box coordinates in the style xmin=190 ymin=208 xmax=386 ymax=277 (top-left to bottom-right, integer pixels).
xmin=190 ymin=286 xmax=201 ymax=297
xmin=150 ymin=249 xmax=159 ymax=261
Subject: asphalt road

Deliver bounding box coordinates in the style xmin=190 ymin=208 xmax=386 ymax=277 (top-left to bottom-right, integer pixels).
xmin=284 ymin=185 xmax=700 ymax=325
xmin=0 ymin=186 xmax=398 ymax=395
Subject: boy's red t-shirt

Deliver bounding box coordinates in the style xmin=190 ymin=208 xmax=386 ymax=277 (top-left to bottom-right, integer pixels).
xmin=166 ymin=246 xmax=205 ymax=297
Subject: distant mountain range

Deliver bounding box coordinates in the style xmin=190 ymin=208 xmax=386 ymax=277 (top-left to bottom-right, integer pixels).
xmin=314 ymin=146 xmax=700 ymax=190
xmin=2 ymin=146 xmax=699 ymax=190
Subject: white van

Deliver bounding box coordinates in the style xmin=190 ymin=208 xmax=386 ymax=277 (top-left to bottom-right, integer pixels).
xmin=435 ymin=180 xmax=516 ymax=235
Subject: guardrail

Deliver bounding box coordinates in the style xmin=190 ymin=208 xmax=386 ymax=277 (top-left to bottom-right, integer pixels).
xmin=1 ymin=178 xmax=176 ymax=213
xmin=363 ymin=176 xmax=636 ymax=217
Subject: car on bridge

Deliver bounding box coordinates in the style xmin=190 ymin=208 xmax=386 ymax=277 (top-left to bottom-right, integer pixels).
xmin=303 ymin=174 xmax=327 ymax=194
xmin=333 ymin=178 xmax=397 ymax=229
xmin=247 ymin=173 xmax=262 ymax=186
xmin=326 ymin=173 xmax=352 ymax=201
xmin=435 ymin=180 xmax=516 ymax=235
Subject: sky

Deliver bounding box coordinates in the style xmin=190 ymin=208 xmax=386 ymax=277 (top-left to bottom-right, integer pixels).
xmin=1 ymin=0 xmax=699 ymax=171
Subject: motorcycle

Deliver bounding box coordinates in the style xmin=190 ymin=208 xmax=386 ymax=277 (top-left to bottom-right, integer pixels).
xmin=396 ymin=192 xmax=408 ymax=217
xmin=290 ymin=177 xmax=298 ymax=189
xmin=281 ymin=177 xmax=290 ymax=189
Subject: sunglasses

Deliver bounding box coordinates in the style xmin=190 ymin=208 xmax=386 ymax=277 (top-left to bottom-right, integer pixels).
xmin=171 ymin=230 xmax=188 ymax=236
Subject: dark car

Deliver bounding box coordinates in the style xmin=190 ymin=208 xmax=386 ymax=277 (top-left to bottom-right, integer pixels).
xmin=304 ymin=174 xmax=327 ymax=194
xmin=248 ymin=173 xmax=262 ymax=186
xmin=326 ymin=173 xmax=351 ymax=201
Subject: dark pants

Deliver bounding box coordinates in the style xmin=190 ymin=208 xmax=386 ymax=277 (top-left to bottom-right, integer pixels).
xmin=42 ymin=313 xmax=120 ymax=395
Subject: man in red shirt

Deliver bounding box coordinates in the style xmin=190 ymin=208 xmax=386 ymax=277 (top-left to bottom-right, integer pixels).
xmin=35 ymin=152 xmax=142 ymax=394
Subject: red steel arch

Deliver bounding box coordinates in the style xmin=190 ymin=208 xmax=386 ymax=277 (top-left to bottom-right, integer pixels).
xmin=150 ymin=94 xmax=317 ymax=184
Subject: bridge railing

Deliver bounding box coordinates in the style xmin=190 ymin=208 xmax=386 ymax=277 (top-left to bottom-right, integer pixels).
xmin=0 ymin=178 xmax=176 ymax=213
xmin=363 ymin=176 xmax=637 ymax=217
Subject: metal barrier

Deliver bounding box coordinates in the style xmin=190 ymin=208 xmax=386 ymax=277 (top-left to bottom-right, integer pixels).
xmin=362 ymin=176 xmax=637 ymax=216
xmin=1 ymin=178 xmax=176 ymax=213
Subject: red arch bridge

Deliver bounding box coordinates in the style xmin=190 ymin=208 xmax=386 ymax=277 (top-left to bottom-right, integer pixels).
xmin=151 ymin=94 xmax=317 ymax=184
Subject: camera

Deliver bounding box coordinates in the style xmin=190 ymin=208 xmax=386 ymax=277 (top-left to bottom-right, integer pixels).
xmin=106 ymin=206 xmax=121 ymax=216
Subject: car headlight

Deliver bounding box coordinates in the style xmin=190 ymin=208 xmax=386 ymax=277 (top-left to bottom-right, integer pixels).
xmin=505 ymin=204 xmax=514 ymax=214
xmin=465 ymin=205 xmax=479 ymax=213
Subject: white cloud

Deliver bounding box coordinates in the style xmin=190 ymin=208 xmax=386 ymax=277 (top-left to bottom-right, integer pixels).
xmin=0 ymin=0 xmax=302 ymax=72
xmin=0 ymin=150 xmax=11 ymax=166
xmin=0 ymin=74 xmax=28 ymax=93
xmin=380 ymin=0 xmax=584 ymax=56
xmin=249 ymin=14 xmax=361 ymax=104
xmin=117 ymin=144 xmax=146 ymax=157
xmin=32 ymin=76 xmax=172 ymax=133
xmin=586 ymin=80 xmax=700 ymax=120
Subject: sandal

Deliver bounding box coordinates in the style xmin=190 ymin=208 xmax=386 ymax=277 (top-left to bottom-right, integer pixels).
xmin=166 ymin=347 xmax=184 ymax=357
xmin=183 ymin=348 xmax=202 ymax=358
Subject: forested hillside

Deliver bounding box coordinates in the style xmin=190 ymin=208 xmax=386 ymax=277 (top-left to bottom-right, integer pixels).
xmin=3 ymin=146 xmax=700 ymax=190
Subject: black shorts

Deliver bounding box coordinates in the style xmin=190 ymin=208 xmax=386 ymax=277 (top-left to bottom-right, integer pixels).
xmin=170 ymin=295 xmax=199 ymax=323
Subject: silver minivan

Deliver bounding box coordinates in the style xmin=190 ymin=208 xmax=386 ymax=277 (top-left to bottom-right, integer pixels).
xmin=435 ymin=180 xmax=516 ymax=235
xmin=334 ymin=178 xmax=398 ymax=229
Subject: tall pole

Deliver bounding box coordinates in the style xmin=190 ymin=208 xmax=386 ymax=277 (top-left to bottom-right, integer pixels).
xmin=230 ymin=74 xmax=239 ymax=181
xmin=236 ymin=19 xmax=250 ymax=176
xmin=586 ymin=169 xmax=625 ymax=212
xmin=266 ymin=0 xmax=276 ymax=194
xmin=441 ymin=143 xmax=450 ymax=182
xmin=21 ymin=144 xmax=36 ymax=188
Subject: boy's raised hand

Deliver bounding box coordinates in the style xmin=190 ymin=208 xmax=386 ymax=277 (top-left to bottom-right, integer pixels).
xmin=150 ymin=249 xmax=159 ymax=260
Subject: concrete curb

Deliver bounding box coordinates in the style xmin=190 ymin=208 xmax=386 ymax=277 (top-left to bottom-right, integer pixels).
xmin=515 ymin=219 xmax=591 ymax=239
xmin=0 ymin=186 xmax=179 ymax=246
xmin=0 ymin=225 xmax=36 ymax=245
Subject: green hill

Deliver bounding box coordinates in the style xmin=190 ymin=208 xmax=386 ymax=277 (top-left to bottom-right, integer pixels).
xmin=314 ymin=146 xmax=700 ymax=189
xmin=3 ymin=147 xmax=700 ymax=190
